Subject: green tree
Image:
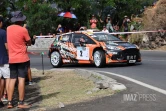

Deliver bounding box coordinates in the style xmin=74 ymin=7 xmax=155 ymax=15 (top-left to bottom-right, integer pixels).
xmin=1 ymin=0 xmax=155 ymax=34
xmin=14 ymin=0 xmax=58 ymax=36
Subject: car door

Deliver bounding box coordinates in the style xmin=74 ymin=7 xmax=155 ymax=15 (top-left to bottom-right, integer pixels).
xmin=58 ymin=34 xmax=74 ymax=60
xmin=70 ymin=33 xmax=96 ymax=61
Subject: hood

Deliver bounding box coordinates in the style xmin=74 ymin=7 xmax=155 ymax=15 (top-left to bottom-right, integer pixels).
xmin=106 ymin=41 xmax=137 ymax=49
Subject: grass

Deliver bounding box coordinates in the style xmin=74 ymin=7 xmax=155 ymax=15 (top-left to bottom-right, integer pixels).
xmin=32 ymin=69 xmax=114 ymax=108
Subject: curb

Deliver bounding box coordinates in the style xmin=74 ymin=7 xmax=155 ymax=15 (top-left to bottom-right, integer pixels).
xmin=31 ymin=68 xmax=126 ymax=91
xmin=74 ymin=69 xmax=127 ymax=91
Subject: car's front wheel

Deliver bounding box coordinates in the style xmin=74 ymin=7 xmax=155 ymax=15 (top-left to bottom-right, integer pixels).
xmin=50 ymin=51 xmax=62 ymax=68
xmin=93 ymin=50 xmax=106 ymax=68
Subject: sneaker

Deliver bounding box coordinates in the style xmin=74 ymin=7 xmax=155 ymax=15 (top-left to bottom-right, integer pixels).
xmin=0 ymin=101 xmax=4 ymax=108
xmin=1 ymin=98 xmax=8 ymax=102
xmin=29 ymin=81 xmax=35 ymax=85
xmin=1 ymin=94 xmax=8 ymax=102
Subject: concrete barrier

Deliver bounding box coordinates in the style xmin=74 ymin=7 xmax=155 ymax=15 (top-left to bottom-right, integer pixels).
xmin=28 ymin=38 xmax=55 ymax=50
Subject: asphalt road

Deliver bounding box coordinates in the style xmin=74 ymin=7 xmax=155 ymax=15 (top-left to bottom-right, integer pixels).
xmin=28 ymin=50 xmax=166 ymax=111
xmin=29 ymin=50 xmax=166 ymax=90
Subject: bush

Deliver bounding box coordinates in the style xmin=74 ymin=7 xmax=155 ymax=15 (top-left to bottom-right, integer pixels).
xmin=128 ymin=33 xmax=143 ymax=46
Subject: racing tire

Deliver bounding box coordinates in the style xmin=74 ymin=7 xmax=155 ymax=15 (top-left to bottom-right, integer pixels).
xmin=50 ymin=51 xmax=62 ymax=68
xmin=93 ymin=50 xmax=106 ymax=68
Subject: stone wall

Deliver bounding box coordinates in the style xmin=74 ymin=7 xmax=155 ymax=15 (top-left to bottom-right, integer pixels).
xmin=28 ymin=38 xmax=55 ymax=50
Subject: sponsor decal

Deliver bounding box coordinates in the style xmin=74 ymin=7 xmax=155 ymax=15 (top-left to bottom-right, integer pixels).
xmin=57 ymin=42 xmax=77 ymax=52
xmin=63 ymin=59 xmax=70 ymax=63
xmin=77 ymin=47 xmax=89 ymax=60
xmin=60 ymin=50 xmax=75 ymax=58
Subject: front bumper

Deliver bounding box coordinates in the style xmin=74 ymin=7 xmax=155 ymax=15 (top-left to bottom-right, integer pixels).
xmin=106 ymin=48 xmax=142 ymax=63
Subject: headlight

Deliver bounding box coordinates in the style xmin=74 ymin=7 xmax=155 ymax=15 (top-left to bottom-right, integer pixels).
xmin=106 ymin=45 xmax=121 ymax=50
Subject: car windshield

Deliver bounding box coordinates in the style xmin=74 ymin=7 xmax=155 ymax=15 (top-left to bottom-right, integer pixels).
xmin=92 ymin=33 xmax=121 ymax=42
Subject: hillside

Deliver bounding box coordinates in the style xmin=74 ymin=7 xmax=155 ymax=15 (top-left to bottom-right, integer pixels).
xmin=129 ymin=0 xmax=166 ymax=49
xmin=142 ymin=0 xmax=166 ymax=49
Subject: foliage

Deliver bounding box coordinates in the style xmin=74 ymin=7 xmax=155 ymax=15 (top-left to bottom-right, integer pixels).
xmin=0 ymin=0 xmax=155 ymax=36
xmin=128 ymin=33 xmax=143 ymax=46
xmin=0 ymin=0 xmax=8 ymax=16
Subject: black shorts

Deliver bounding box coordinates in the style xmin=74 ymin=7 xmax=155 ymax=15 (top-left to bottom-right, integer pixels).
xmin=27 ymin=60 xmax=30 ymax=67
xmin=9 ymin=61 xmax=29 ymax=79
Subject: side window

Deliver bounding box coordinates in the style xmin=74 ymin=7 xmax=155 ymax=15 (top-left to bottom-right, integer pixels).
xmin=72 ymin=33 xmax=81 ymax=44
xmin=72 ymin=33 xmax=95 ymax=44
xmin=81 ymin=34 xmax=96 ymax=44
xmin=59 ymin=34 xmax=71 ymax=42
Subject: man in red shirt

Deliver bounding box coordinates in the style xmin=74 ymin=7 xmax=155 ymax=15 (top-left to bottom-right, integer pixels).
xmin=7 ymin=11 xmax=31 ymax=108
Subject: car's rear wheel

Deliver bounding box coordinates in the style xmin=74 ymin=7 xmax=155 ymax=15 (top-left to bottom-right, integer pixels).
xmin=93 ymin=50 xmax=106 ymax=68
xmin=50 ymin=51 xmax=62 ymax=68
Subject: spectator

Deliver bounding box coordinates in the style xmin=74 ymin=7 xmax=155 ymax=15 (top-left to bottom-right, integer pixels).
xmin=7 ymin=11 xmax=31 ymax=108
xmin=113 ymin=25 xmax=120 ymax=37
xmin=102 ymin=26 xmax=109 ymax=33
xmin=52 ymin=34 xmax=56 ymax=38
xmin=0 ymin=16 xmax=10 ymax=108
xmin=40 ymin=32 xmax=42 ymax=36
xmin=79 ymin=26 xmax=87 ymax=31
xmin=90 ymin=14 xmax=98 ymax=29
xmin=23 ymin=24 xmax=36 ymax=86
xmin=56 ymin=24 xmax=64 ymax=34
xmin=122 ymin=15 xmax=131 ymax=41
xmin=100 ymin=14 xmax=114 ymax=32
xmin=106 ymin=14 xmax=114 ymax=32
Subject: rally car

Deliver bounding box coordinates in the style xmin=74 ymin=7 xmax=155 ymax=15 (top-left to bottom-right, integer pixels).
xmin=48 ymin=31 xmax=141 ymax=68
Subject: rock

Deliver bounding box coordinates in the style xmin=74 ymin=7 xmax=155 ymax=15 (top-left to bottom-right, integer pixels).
xmin=86 ymin=91 xmax=92 ymax=95
xmin=76 ymin=69 xmax=127 ymax=91
xmin=109 ymin=83 xmax=127 ymax=91
xmin=96 ymin=80 xmax=109 ymax=89
xmin=150 ymin=41 xmax=156 ymax=49
xmin=92 ymin=87 xmax=100 ymax=92
xmin=142 ymin=34 xmax=149 ymax=43
xmin=58 ymin=102 xmax=65 ymax=108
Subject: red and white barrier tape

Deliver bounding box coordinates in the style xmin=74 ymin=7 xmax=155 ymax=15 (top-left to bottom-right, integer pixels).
xmin=36 ymin=35 xmax=53 ymax=38
xmin=109 ymin=30 xmax=166 ymax=35
xmin=36 ymin=30 xmax=166 ymax=37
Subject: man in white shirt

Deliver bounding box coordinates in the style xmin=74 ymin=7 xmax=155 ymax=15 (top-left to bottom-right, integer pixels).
xmin=102 ymin=26 xmax=109 ymax=33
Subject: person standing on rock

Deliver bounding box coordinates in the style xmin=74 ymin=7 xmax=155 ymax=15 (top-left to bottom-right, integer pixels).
xmin=7 ymin=11 xmax=31 ymax=109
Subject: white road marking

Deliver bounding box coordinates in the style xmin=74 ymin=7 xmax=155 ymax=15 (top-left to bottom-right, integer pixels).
xmin=96 ymin=70 xmax=166 ymax=95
